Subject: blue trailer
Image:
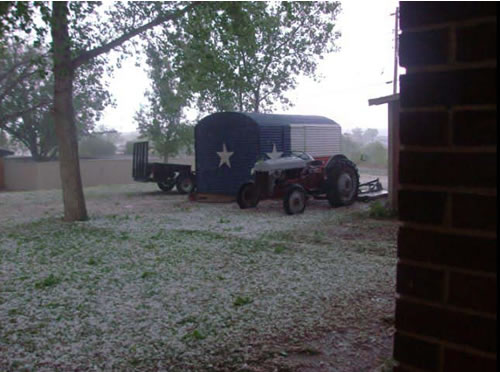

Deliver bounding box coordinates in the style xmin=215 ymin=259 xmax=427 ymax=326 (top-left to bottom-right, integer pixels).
xmin=194 ymin=112 xmax=342 ymax=196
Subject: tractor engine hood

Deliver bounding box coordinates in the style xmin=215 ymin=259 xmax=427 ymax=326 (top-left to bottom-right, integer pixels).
xmin=254 ymin=156 xmax=308 ymax=172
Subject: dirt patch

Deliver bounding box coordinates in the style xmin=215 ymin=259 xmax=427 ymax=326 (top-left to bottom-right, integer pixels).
xmin=331 ymin=218 xmax=398 ymax=242
xmin=285 ymin=292 xmax=395 ymax=372
xmin=205 ymin=288 xmax=395 ymax=372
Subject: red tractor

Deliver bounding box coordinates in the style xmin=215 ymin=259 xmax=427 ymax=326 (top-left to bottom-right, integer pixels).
xmin=237 ymin=152 xmax=377 ymax=215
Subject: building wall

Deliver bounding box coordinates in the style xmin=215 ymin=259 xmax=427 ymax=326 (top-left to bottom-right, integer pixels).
xmin=3 ymin=158 xmax=136 ymax=191
xmin=395 ymin=2 xmax=496 ymax=371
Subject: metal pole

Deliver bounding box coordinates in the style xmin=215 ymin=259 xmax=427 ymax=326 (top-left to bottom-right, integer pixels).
xmin=393 ymin=7 xmax=399 ymax=94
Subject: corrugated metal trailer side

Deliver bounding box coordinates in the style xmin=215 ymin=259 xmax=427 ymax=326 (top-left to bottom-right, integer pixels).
xmin=290 ymin=124 xmax=342 ymax=157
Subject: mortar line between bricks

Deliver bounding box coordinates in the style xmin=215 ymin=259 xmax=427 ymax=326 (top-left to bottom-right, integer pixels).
xmin=400 ymin=222 xmax=497 ymax=239
xmin=443 ymin=194 xmax=453 ymax=228
xmin=396 ymin=294 xmax=497 ymax=320
xmin=401 ymin=16 xmax=497 ymax=33
xmin=450 ymin=105 xmax=497 ymax=111
xmin=446 ymin=109 xmax=453 ymax=147
xmin=442 ymin=269 xmax=450 ymax=304
xmin=403 ymin=60 xmax=497 ymax=74
xmin=398 ymin=184 xmax=497 ymax=197
xmin=449 ymin=24 xmax=456 ymax=65
xmin=438 ymin=344 xmax=445 ymax=372
xmin=396 ymin=330 xmax=498 ymax=360
xmin=400 ymin=145 xmax=497 ymax=153
xmin=394 ymin=361 xmax=430 ymax=372
xmin=400 ymin=106 xmax=449 ymax=112
xmin=400 ymin=105 xmax=497 ymax=112
xmin=397 ymin=259 xmax=497 ymax=280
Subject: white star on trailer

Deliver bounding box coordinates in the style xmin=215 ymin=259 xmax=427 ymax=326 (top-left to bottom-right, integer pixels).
xmin=266 ymin=143 xmax=283 ymax=160
xmin=217 ymin=143 xmax=234 ymax=168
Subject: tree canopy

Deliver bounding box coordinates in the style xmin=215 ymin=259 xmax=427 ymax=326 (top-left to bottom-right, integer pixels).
xmin=0 ymin=41 xmax=113 ymax=160
xmin=143 ymin=1 xmax=341 ymax=114
xmin=133 ymin=43 xmax=194 ymax=162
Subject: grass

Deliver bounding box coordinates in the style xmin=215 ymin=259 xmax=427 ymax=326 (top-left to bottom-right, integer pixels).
xmin=233 ymin=296 xmax=253 ymax=307
xmin=141 ymin=271 xmax=156 ymax=279
xmin=0 ymin=184 xmax=397 ymax=371
xmin=34 ymin=274 xmax=61 ymax=289
xmin=368 ymin=200 xmax=396 ymax=219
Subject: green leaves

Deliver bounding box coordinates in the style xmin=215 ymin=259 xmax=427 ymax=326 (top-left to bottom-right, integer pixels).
xmin=145 ymin=1 xmax=341 ymax=114
xmin=134 ymin=37 xmax=195 ymax=161
xmin=0 ymin=42 xmax=113 ymax=160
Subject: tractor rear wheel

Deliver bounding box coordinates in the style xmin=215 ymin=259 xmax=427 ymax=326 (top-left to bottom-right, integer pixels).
xmin=283 ymin=184 xmax=307 ymax=215
xmin=157 ymin=179 xmax=175 ymax=192
xmin=237 ymin=182 xmax=259 ymax=209
xmin=326 ymin=158 xmax=359 ymax=207
xmin=176 ymin=173 xmax=195 ymax=194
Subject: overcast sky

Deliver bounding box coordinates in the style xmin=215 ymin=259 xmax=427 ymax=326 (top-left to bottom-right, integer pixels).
xmin=102 ymin=0 xmax=402 ymax=136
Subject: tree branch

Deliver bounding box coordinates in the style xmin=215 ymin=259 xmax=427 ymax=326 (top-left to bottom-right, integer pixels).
xmin=250 ymin=9 xmax=312 ymax=110
xmin=0 ymin=99 xmax=51 ymax=128
xmin=71 ymin=2 xmax=200 ymax=69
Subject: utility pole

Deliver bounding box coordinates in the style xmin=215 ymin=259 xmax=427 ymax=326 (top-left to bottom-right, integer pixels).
xmin=393 ymin=7 xmax=400 ymax=94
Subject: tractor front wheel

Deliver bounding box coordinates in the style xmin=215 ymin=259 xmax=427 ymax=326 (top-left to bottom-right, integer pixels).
xmin=283 ymin=184 xmax=307 ymax=215
xmin=237 ymin=182 xmax=259 ymax=209
xmin=176 ymin=173 xmax=195 ymax=194
xmin=326 ymin=158 xmax=359 ymax=207
xmin=157 ymin=179 xmax=175 ymax=192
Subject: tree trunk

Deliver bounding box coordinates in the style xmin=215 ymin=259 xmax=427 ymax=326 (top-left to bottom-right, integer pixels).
xmin=28 ymin=141 xmax=41 ymax=161
xmin=163 ymin=142 xmax=169 ymax=163
xmin=253 ymin=88 xmax=260 ymax=112
xmin=51 ymin=2 xmax=88 ymax=221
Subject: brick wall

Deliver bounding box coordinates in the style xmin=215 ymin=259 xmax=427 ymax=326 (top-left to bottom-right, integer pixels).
xmin=395 ymin=2 xmax=496 ymax=372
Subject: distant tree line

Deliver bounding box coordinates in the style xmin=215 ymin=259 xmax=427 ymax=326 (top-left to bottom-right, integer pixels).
xmin=341 ymin=128 xmax=388 ymax=167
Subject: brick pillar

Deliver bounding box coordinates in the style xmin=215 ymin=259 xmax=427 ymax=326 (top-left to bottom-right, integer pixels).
xmin=394 ymin=3 xmax=496 ymax=372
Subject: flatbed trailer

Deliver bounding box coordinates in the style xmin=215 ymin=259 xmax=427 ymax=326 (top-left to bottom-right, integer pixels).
xmin=132 ymin=141 xmax=196 ymax=194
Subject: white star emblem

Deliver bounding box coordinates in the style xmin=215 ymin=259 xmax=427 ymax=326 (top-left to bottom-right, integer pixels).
xmin=217 ymin=143 xmax=234 ymax=168
xmin=266 ymin=143 xmax=283 ymax=160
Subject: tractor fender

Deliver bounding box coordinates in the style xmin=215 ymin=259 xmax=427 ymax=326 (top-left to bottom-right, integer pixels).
xmin=325 ymin=154 xmax=348 ymax=170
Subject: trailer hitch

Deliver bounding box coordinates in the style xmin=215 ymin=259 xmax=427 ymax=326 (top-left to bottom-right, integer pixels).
xmin=356 ymin=178 xmax=388 ymax=202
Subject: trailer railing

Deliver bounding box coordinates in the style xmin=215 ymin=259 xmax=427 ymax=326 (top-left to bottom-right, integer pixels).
xmin=132 ymin=141 xmax=149 ymax=181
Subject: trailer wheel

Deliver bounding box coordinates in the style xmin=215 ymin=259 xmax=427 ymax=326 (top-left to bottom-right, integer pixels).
xmin=326 ymin=158 xmax=359 ymax=207
xmin=157 ymin=179 xmax=175 ymax=192
xmin=176 ymin=173 xmax=195 ymax=194
xmin=237 ymin=182 xmax=259 ymax=209
xmin=283 ymin=184 xmax=307 ymax=215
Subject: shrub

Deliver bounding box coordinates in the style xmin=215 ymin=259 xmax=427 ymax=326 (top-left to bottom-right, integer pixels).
xmin=124 ymin=141 xmax=137 ymax=155
xmin=79 ymin=136 xmax=117 ymax=157
xmin=361 ymin=141 xmax=388 ymax=167
xmin=368 ymin=201 xmax=395 ymax=219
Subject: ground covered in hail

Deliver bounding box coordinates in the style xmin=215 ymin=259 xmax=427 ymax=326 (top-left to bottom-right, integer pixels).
xmin=0 ymin=183 xmax=398 ymax=371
